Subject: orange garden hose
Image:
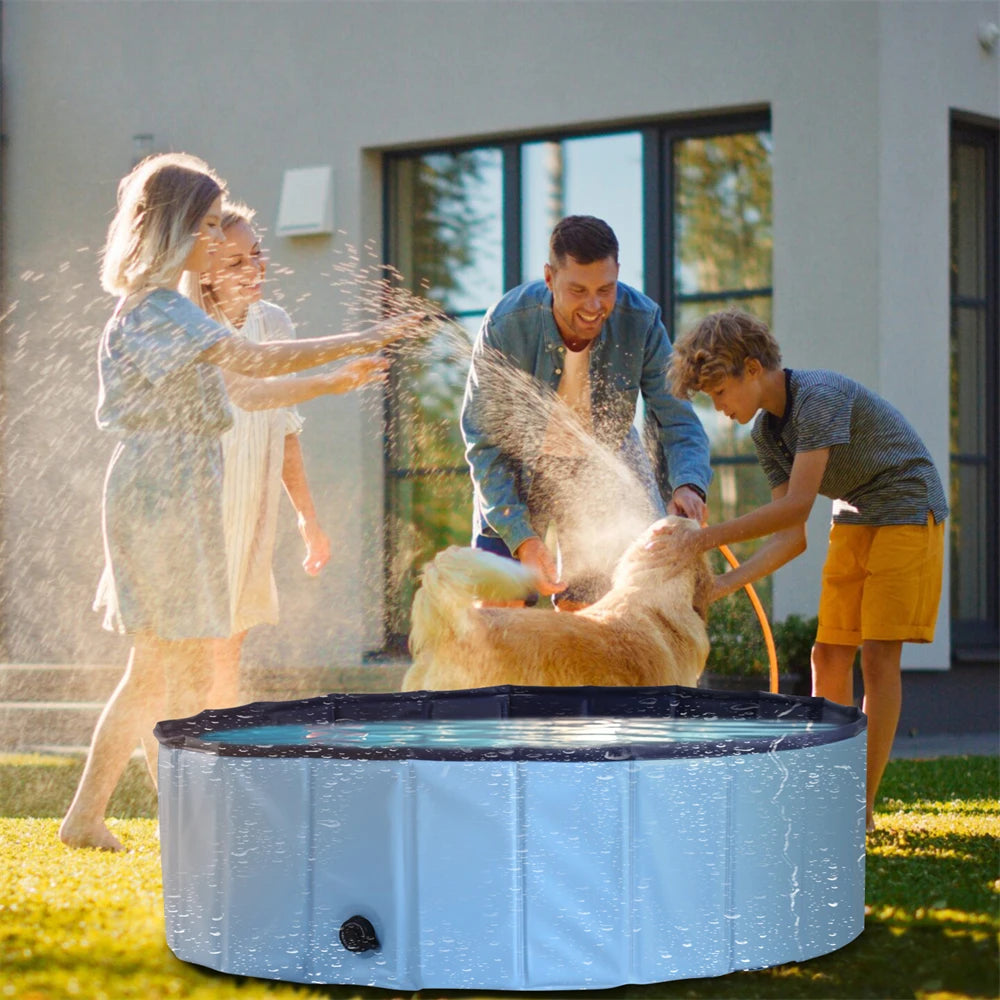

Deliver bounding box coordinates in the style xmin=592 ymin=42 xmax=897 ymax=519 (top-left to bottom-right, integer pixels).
xmin=717 ymin=544 xmax=780 ymax=694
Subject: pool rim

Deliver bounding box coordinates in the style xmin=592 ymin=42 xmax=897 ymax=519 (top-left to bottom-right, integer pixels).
xmin=154 ymin=684 xmax=865 ymax=762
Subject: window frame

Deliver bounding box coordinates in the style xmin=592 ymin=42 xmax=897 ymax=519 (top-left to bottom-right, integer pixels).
xmin=949 ymin=113 xmax=1000 ymax=657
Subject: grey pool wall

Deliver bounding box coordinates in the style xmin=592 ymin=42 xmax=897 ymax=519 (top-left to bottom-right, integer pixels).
xmin=155 ymin=685 xmax=867 ymax=990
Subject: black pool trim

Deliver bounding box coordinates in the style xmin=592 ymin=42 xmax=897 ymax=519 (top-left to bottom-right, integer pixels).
xmin=154 ymin=685 xmax=866 ymax=762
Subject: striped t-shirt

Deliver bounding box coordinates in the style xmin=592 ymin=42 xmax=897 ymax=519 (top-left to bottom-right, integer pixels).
xmin=751 ymin=369 xmax=949 ymax=526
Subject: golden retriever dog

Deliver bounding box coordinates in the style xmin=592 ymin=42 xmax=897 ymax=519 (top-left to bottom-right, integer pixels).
xmin=402 ymin=515 xmax=712 ymax=691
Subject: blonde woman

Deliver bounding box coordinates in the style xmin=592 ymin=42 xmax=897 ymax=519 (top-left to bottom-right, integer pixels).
xmin=61 ymin=155 xmax=418 ymax=851
xmin=197 ymin=201 xmax=385 ymax=706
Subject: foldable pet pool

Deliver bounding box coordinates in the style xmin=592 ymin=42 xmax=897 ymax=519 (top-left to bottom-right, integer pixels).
xmin=155 ymin=685 xmax=866 ymax=991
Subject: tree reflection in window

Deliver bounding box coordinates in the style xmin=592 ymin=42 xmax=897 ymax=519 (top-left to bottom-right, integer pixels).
xmin=672 ymin=129 xmax=774 ymax=602
xmin=949 ymin=122 xmax=998 ymax=648
xmin=385 ymin=149 xmax=503 ymax=640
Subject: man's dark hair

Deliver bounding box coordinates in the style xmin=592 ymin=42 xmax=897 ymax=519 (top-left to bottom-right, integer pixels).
xmin=549 ymin=215 xmax=619 ymax=267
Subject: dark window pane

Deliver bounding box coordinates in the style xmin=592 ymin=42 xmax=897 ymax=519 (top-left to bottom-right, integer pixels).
xmin=950 ymin=461 xmax=989 ymax=621
xmin=385 ymin=151 xmax=502 ymax=635
xmin=386 ymin=470 xmax=472 ymax=635
xmin=677 ymin=293 xmax=772 ymax=347
xmin=388 ymin=318 xmax=477 ymax=472
xmin=522 ymin=133 xmax=644 ymax=289
xmin=951 ymin=143 xmax=986 ymax=300
xmin=389 ymin=149 xmax=503 ymax=313
xmin=949 ymin=124 xmax=999 ymax=643
xmin=674 ymin=132 xmax=773 ymax=298
xmin=671 ymin=130 xmax=773 ymax=487
xmin=950 ymin=305 xmax=988 ymax=457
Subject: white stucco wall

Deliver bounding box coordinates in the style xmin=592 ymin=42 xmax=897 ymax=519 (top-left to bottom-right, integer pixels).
xmin=1 ymin=0 xmax=996 ymax=669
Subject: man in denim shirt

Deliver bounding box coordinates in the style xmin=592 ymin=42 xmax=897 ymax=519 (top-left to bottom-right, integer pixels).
xmin=461 ymin=216 xmax=711 ymax=609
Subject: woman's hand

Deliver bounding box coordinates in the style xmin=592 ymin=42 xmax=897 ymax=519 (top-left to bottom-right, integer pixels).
xmin=367 ymin=311 xmax=433 ymax=351
xmin=329 ymin=355 xmax=390 ymax=392
xmin=299 ymin=517 xmax=331 ymax=576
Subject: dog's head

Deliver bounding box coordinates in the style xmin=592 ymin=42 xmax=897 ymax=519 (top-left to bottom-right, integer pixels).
xmin=611 ymin=515 xmax=713 ymax=621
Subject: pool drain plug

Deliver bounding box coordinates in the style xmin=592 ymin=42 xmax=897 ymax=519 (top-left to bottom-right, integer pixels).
xmin=339 ymin=915 xmax=379 ymax=952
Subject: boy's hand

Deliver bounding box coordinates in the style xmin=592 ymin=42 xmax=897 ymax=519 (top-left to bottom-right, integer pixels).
xmin=709 ymin=573 xmax=729 ymax=604
xmin=644 ymin=519 xmax=708 ymax=563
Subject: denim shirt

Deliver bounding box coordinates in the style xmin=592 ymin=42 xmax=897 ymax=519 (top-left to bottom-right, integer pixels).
xmin=460 ymin=280 xmax=711 ymax=554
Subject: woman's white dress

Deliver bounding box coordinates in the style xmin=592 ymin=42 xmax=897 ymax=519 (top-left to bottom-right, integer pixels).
xmin=221 ymin=300 xmax=303 ymax=635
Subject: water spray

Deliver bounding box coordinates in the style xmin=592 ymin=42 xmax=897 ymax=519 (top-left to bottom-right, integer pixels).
xmin=326 ymin=254 xmax=783 ymax=696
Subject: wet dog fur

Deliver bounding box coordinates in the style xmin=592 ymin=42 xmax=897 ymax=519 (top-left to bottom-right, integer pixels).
xmin=402 ymin=515 xmax=712 ymax=691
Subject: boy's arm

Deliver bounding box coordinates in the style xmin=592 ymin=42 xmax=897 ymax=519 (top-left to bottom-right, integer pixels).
xmin=705 ymin=448 xmax=830 ymax=599
xmin=708 ymin=483 xmax=808 ymax=601
xmin=701 ymin=447 xmax=830 ymax=550
xmin=653 ymin=448 xmax=830 ymax=599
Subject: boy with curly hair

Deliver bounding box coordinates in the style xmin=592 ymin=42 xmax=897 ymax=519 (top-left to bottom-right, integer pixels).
xmin=667 ymin=309 xmax=948 ymax=832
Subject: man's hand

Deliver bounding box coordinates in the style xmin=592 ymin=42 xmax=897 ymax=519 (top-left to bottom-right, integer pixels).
xmin=667 ymin=485 xmax=707 ymax=524
xmin=514 ymin=536 xmax=566 ymax=596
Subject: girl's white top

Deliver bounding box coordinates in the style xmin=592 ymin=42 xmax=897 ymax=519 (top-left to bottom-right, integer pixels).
xmin=221 ymin=300 xmax=304 ymax=634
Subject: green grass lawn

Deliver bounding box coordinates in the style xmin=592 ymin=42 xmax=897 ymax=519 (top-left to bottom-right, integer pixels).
xmin=1 ymin=753 xmax=997 ymax=1000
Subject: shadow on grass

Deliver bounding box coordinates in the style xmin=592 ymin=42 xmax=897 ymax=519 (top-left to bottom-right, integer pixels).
xmin=112 ymin=924 xmax=1000 ymax=1000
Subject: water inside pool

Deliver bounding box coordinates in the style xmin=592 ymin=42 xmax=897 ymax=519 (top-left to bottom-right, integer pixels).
xmin=200 ymin=716 xmax=841 ymax=750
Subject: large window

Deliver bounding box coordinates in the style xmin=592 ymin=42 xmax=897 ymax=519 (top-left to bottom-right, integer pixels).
xmin=665 ymin=123 xmax=774 ymax=531
xmin=949 ymin=116 xmax=999 ymax=656
xmin=521 ymin=133 xmax=645 ymax=289
xmin=383 ymin=150 xmax=504 ymax=638
xmin=383 ymin=112 xmax=771 ymax=647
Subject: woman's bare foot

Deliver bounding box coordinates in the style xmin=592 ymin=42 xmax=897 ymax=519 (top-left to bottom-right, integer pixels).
xmin=59 ymin=815 xmax=125 ymax=852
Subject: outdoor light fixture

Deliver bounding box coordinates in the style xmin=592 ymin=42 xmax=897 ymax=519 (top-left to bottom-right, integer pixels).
xmin=275 ymin=165 xmax=334 ymax=237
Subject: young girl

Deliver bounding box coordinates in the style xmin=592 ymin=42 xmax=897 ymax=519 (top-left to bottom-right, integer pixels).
xmin=197 ymin=201 xmax=386 ymax=706
xmin=60 ymin=154 xmax=417 ymax=850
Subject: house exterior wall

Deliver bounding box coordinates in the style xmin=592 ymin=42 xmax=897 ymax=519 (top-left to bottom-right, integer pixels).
xmin=1 ymin=0 xmax=996 ymax=669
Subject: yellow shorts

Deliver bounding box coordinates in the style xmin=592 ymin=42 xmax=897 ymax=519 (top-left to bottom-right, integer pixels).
xmin=816 ymin=515 xmax=945 ymax=646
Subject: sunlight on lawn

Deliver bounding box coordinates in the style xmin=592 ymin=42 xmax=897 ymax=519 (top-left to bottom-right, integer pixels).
xmin=0 ymin=752 xmax=78 ymax=768
xmin=1 ymin=818 xmax=350 ymax=1000
xmin=866 ymin=798 xmax=999 ymax=944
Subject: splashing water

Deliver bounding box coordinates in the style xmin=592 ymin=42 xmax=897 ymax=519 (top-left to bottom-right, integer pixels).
xmin=381 ymin=310 xmax=662 ymax=592
xmin=1 ymin=235 xmax=665 ymax=687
